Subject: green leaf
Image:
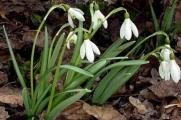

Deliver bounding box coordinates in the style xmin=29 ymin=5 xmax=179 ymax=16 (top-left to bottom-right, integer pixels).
xmin=60 ymin=65 xmax=94 ymax=77
xmin=48 ymin=23 xmax=69 ymax=62
xmin=39 ymin=27 xmax=49 ymax=93
xmin=35 ymin=98 xmax=49 ymax=114
xmin=3 ymin=26 xmax=26 ymax=88
xmin=99 ymin=66 xmax=140 ymax=104
xmin=40 ymin=27 xmax=49 ymax=75
xmin=64 ymin=60 xmax=107 ymax=90
xmin=149 ymin=2 xmax=160 ymax=31
xmin=46 ymin=89 xmax=90 ymax=120
xmin=93 ymin=66 xmax=140 ymax=104
xmin=33 ymin=84 xmax=52 ymax=114
xmin=49 ymin=33 xmax=65 ymax=68
xmin=22 ymin=88 xmax=31 ymax=115
xmin=161 ymin=0 xmax=177 ymax=31
xmin=102 ymin=60 xmax=148 ymax=71
xmin=101 ymin=40 xmax=135 ymax=59
xmin=65 ymin=22 xmax=84 ymax=87
xmin=100 ymin=39 xmax=124 ymax=59
xmin=86 ymin=60 xmax=148 ymax=91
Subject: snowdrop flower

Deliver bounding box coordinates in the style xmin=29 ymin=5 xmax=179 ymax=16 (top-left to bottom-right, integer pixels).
xmin=159 ymin=50 xmax=181 ymax=83
xmin=170 ymin=59 xmax=181 ymax=83
xmin=80 ymin=39 xmax=100 ymax=62
xmin=160 ymin=45 xmax=171 ymax=61
xmin=159 ymin=61 xmax=170 ymax=80
xmin=66 ymin=32 xmax=77 ymax=49
xmin=120 ymin=12 xmax=139 ymax=40
xmin=68 ymin=8 xmax=85 ymax=28
xmin=92 ymin=10 xmax=108 ymax=30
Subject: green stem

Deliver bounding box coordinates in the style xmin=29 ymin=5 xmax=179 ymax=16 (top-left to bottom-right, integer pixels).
xmin=64 ymin=22 xmax=84 ymax=86
xmin=48 ymin=23 xmax=70 ymax=62
xmin=30 ymin=4 xmax=65 ymax=99
xmin=47 ymin=43 xmax=67 ymax=113
xmin=142 ymin=45 xmax=173 ymax=60
xmin=126 ymin=31 xmax=170 ymax=56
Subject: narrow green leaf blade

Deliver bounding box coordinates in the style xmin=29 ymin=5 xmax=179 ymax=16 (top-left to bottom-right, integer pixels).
xmin=61 ymin=65 xmax=94 ymax=77
xmin=22 ymin=88 xmax=31 ymax=115
xmin=3 ymin=26 xmax=26 ymax=88
xmin=46 ymin=89 xmax=90 ymax=120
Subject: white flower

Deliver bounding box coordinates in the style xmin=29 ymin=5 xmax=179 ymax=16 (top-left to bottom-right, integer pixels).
xmin=170 ymin=60 xmax=181 ymax=83
xmin=92 ymin=10 xmax=108 ymax=30
xmin=120 ymin=18 xmax=139 ymax=40
xmin=66 ymin=32 xmax=77 ymax=49
xmin=80 ymin=39 xmax=100 ymax=62
xmin=68 ymin=8 xmax=85 ymax=28
xmin=159 ymin=61 xmax=170 ymax=80
xmin=160 ymin=45 xmax=171 ymax=62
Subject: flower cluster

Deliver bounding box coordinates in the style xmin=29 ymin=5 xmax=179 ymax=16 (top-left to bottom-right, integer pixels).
xmin=65 ymin=3 xmax=139 ymax=62
xmin=159 ymin=45 xmax=181 ymax=83
xmin=65 ymin=3 xmax=180 ymax=83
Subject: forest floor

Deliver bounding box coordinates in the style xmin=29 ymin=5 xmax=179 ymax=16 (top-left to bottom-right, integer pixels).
xmin=0 ymin=0 xmax=181 ymax=120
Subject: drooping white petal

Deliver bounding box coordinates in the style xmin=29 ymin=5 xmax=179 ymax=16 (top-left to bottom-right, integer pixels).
xmin=74 ymin=12 xmax=85 ymax=21
xmin=85 ymin=40 xmax=94 ymax=62
xmin=92 ymin=10 xmax=108 ymax=30
xmin=124 ymin=19 xmax=132 ymax=40
xmin=92 ymin=14 xmax=98 ymax=30
xmin=159 ymin=61 xmax=170 ymax=80
xmin=69 ymin=8 xmax=85 ymax=21
xmin=97 ymin=10 xmax=108 ymax=29
xmin=120 ymin=22 xmax=125 ymax=39
xmin=160 ymin=45 xmax=171 ymax=61
xmin=67 ymin=41 xmax=70 ymax=49
xmin=159 ymin=62 xmax=164 ymax=79
xmin=80 ymin=42 xmax=86 ymax=59
xmin=131 ymin=20 xmax=139 ymax=38
xmin=120 ymin=22 xmax=126 ymax=39
xmin=103 ymin=20 xmax=108 ymax=29
xmin=170 ymin=60 xmax=181 ymax=83
xmin=90 ymin=41 xmax=100 ymax=55
xmin=68 ymin=14 xmax=74 ymax=28
xmin=72 ymin=8 xmax=84 ymax=15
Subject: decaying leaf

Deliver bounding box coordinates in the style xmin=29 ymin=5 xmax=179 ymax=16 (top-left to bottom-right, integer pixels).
xmin=149 ymin=80 xmax=181 ymax=98
xmin=0 ymin=106 xmax=9 ymax=120
xmin=23 ymin=31 xmax=47 ymax=48
xmin=58 ymin=102 xmax=91 ymax=120
xmin=0 ymin=71 xmax=8 ymax=85
xmin=83 ymin=102 xmax=126 ymax=120
xmin=164 ymin=103 xmax=181 ymax=109
xmin=175 ymin=0 xmax=181 ymax=23
xmin=0 ymin=8 xmax=6 ymax=19
xmin=0 ymin=87 xmax=23 ymax=106
xmin=129 ymin=96 xmax=148 ymax=114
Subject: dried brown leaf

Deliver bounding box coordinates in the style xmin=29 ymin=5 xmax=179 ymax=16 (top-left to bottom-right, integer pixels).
xmin=0 ymin=8 xmax=6 ymax=19
xmin=0 ymin=87 xmax=23 ymax=106
xmin=83 ymin=102 xmax=126 ymax=120
xmin=0 ymin=106 xmax=9 ymax=120
xmin=129 ymin=96 xmax=148 ymax=114
xmin=57 ymin=102 xmax=91 ymax=120
xmin=164 ymin=103 xmax=181 ymax=109
xmin=175 ymin=1 xmax=181 ymax=23
xmin=23 ymin=31 xmax=46 ymax=48
xmin=149 ymin=80 xmax=180 ymax=98
xmin=0 ymin=71 xmax=8 ymax=85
